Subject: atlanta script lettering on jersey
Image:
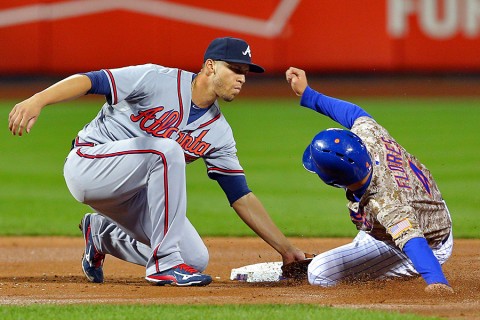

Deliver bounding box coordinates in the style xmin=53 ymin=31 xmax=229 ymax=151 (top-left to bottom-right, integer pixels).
xmin=130 ymin=107 xmax=212 ymax=157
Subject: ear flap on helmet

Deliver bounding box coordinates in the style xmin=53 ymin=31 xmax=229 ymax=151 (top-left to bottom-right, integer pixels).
xmin=302 ymin=145 xmax=317 ymax=174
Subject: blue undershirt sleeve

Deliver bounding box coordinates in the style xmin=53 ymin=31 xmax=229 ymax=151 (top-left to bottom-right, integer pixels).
xmin=211 ymin=174 xmax=251 ymax=205
xmin=83 ymin=71 xmax=111 ymax=98
xmin=300 ymin=86 xmax=372 ymax=129
xmin=403 ymin=237 xmax=449 ymax=285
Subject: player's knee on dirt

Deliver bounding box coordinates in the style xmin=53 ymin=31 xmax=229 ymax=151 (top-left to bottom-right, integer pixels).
xmin=183 ymin=245 xmax=209 ymax=272
xmin=179 ymin=233 xmax=209 ymax=272
xmin=307 ymin=260 xmax=338 ymax=287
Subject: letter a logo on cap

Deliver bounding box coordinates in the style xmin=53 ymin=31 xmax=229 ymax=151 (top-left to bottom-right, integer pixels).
xmin=242 ymin=45 xmax=251 ymax=57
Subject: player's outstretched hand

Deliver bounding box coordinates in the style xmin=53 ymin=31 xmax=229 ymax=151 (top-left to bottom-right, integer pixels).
xmin=9 ymin=96 xmax=43 ymax=136
xmin=281 ymin=253 xmax=316 ymax=280
xmin=281 ymin=247 xmax=307 ymax=266
xmin=425 ymin=283 xmax=454 ymax=296
xmin=285 ymin=67 xmax=308 ymax=97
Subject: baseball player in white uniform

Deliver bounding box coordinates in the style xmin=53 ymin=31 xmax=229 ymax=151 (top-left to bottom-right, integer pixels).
xmin=8 ymin=37 xmax=306 ymax=287
xmin=286 ymin=67 xmax=453 ymax=294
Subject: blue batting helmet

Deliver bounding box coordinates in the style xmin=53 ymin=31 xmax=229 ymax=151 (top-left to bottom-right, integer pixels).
xmin=302 ymin=128 xmax=372 ymax=188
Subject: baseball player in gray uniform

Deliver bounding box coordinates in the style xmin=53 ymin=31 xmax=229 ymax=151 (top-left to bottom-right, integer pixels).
xmin=286 ymin=67 xmax=453 ymax=294
xmin=8 ymin=37 xmax=306 ymax=287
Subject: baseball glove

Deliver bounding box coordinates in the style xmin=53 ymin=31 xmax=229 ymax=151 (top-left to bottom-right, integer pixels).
xmin=281 ymin=253 xmax=316 ymax=280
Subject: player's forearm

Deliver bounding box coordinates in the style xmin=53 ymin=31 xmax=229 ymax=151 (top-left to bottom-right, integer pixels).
xmin=403 ymin=237 xmax=450 ymax=285
xmin=232 ymin=193 xmax=297 ymax=260
xmin=9 ymin=74 xmax=93 ymax=136
xmin=300 ymin=86 xmax=371 ymax=129
xmin=33 ymin=74 xmax=92 ymax=107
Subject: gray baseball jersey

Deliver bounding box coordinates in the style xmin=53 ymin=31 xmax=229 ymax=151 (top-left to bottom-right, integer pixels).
xmin=65 ymin=64 xmax=244 ymax=276
xmin=77 ymin=64 xmax=243 ymax=175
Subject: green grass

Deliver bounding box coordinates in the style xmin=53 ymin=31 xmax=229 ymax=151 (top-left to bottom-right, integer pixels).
xmin=1 ymin=96 xmax=478 ymax=238
xmin=0 ymin=304 xmax=441 ymax=320
xmin=0 ymin=96 xmax=473 ymax=319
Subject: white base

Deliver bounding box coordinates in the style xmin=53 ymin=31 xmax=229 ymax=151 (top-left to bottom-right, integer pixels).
xmin=230 ymin=262 xmax=283 ymax=283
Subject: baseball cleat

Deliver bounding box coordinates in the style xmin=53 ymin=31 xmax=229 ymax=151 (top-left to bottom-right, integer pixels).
xmin=145 ymin=263 xmax=212 ymax=286
xmin=79 ymin=213 xmax=106 ymax=283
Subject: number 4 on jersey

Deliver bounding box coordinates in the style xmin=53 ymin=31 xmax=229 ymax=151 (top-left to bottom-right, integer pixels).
xmin=409 ymin=160 xmax=432 ymax=196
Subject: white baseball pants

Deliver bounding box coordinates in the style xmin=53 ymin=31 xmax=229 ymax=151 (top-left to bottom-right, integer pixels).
xmin=308 ymin=230 xmax=453 ymax=287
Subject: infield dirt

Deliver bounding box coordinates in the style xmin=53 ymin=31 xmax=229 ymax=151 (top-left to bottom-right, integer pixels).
xmin=1 ymin=76 xmax=479 ymax=319
xmin=0 ymin=237 xmax=479 ymax=319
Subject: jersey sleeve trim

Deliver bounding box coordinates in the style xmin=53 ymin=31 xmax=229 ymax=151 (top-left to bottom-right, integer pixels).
xmin=104 ymin=69 xmax=118 ymax=105
xmin=83 ymin=71 xmax=110 ymax=96
xmin=175 ymin=69 xmax=184 ymax=128
xmin=212 ymin=174 xmax=251 ymax=205
xmin=207 ymin=167 xmax=244 ymax=176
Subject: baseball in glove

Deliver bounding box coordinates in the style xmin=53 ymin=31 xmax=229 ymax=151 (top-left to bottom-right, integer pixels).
xmin=281 ymin=253 xmax=316 ymax=280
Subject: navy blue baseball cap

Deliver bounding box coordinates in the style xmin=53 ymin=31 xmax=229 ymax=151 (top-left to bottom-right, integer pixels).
xmin=204 ymin=37 xmax=265 ymax=73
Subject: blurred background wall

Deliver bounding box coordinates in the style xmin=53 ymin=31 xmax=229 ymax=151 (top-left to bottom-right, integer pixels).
xmin=1 ymin=0 xmax=479 ymax=96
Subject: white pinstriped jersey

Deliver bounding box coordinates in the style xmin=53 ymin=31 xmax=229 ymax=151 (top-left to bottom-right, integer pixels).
xmin=348 ymin=117 xmax=452 ymax=250
xmin=77 ymin=64 xmax=244 ymax=177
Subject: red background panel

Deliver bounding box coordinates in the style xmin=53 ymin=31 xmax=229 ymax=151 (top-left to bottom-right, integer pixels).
xmin=0 ymin=0 xmax=479 ymax=75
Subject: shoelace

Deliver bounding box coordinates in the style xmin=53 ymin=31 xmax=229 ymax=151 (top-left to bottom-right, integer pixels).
xmin=176 ymin=263 xmax=199 ymax=274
